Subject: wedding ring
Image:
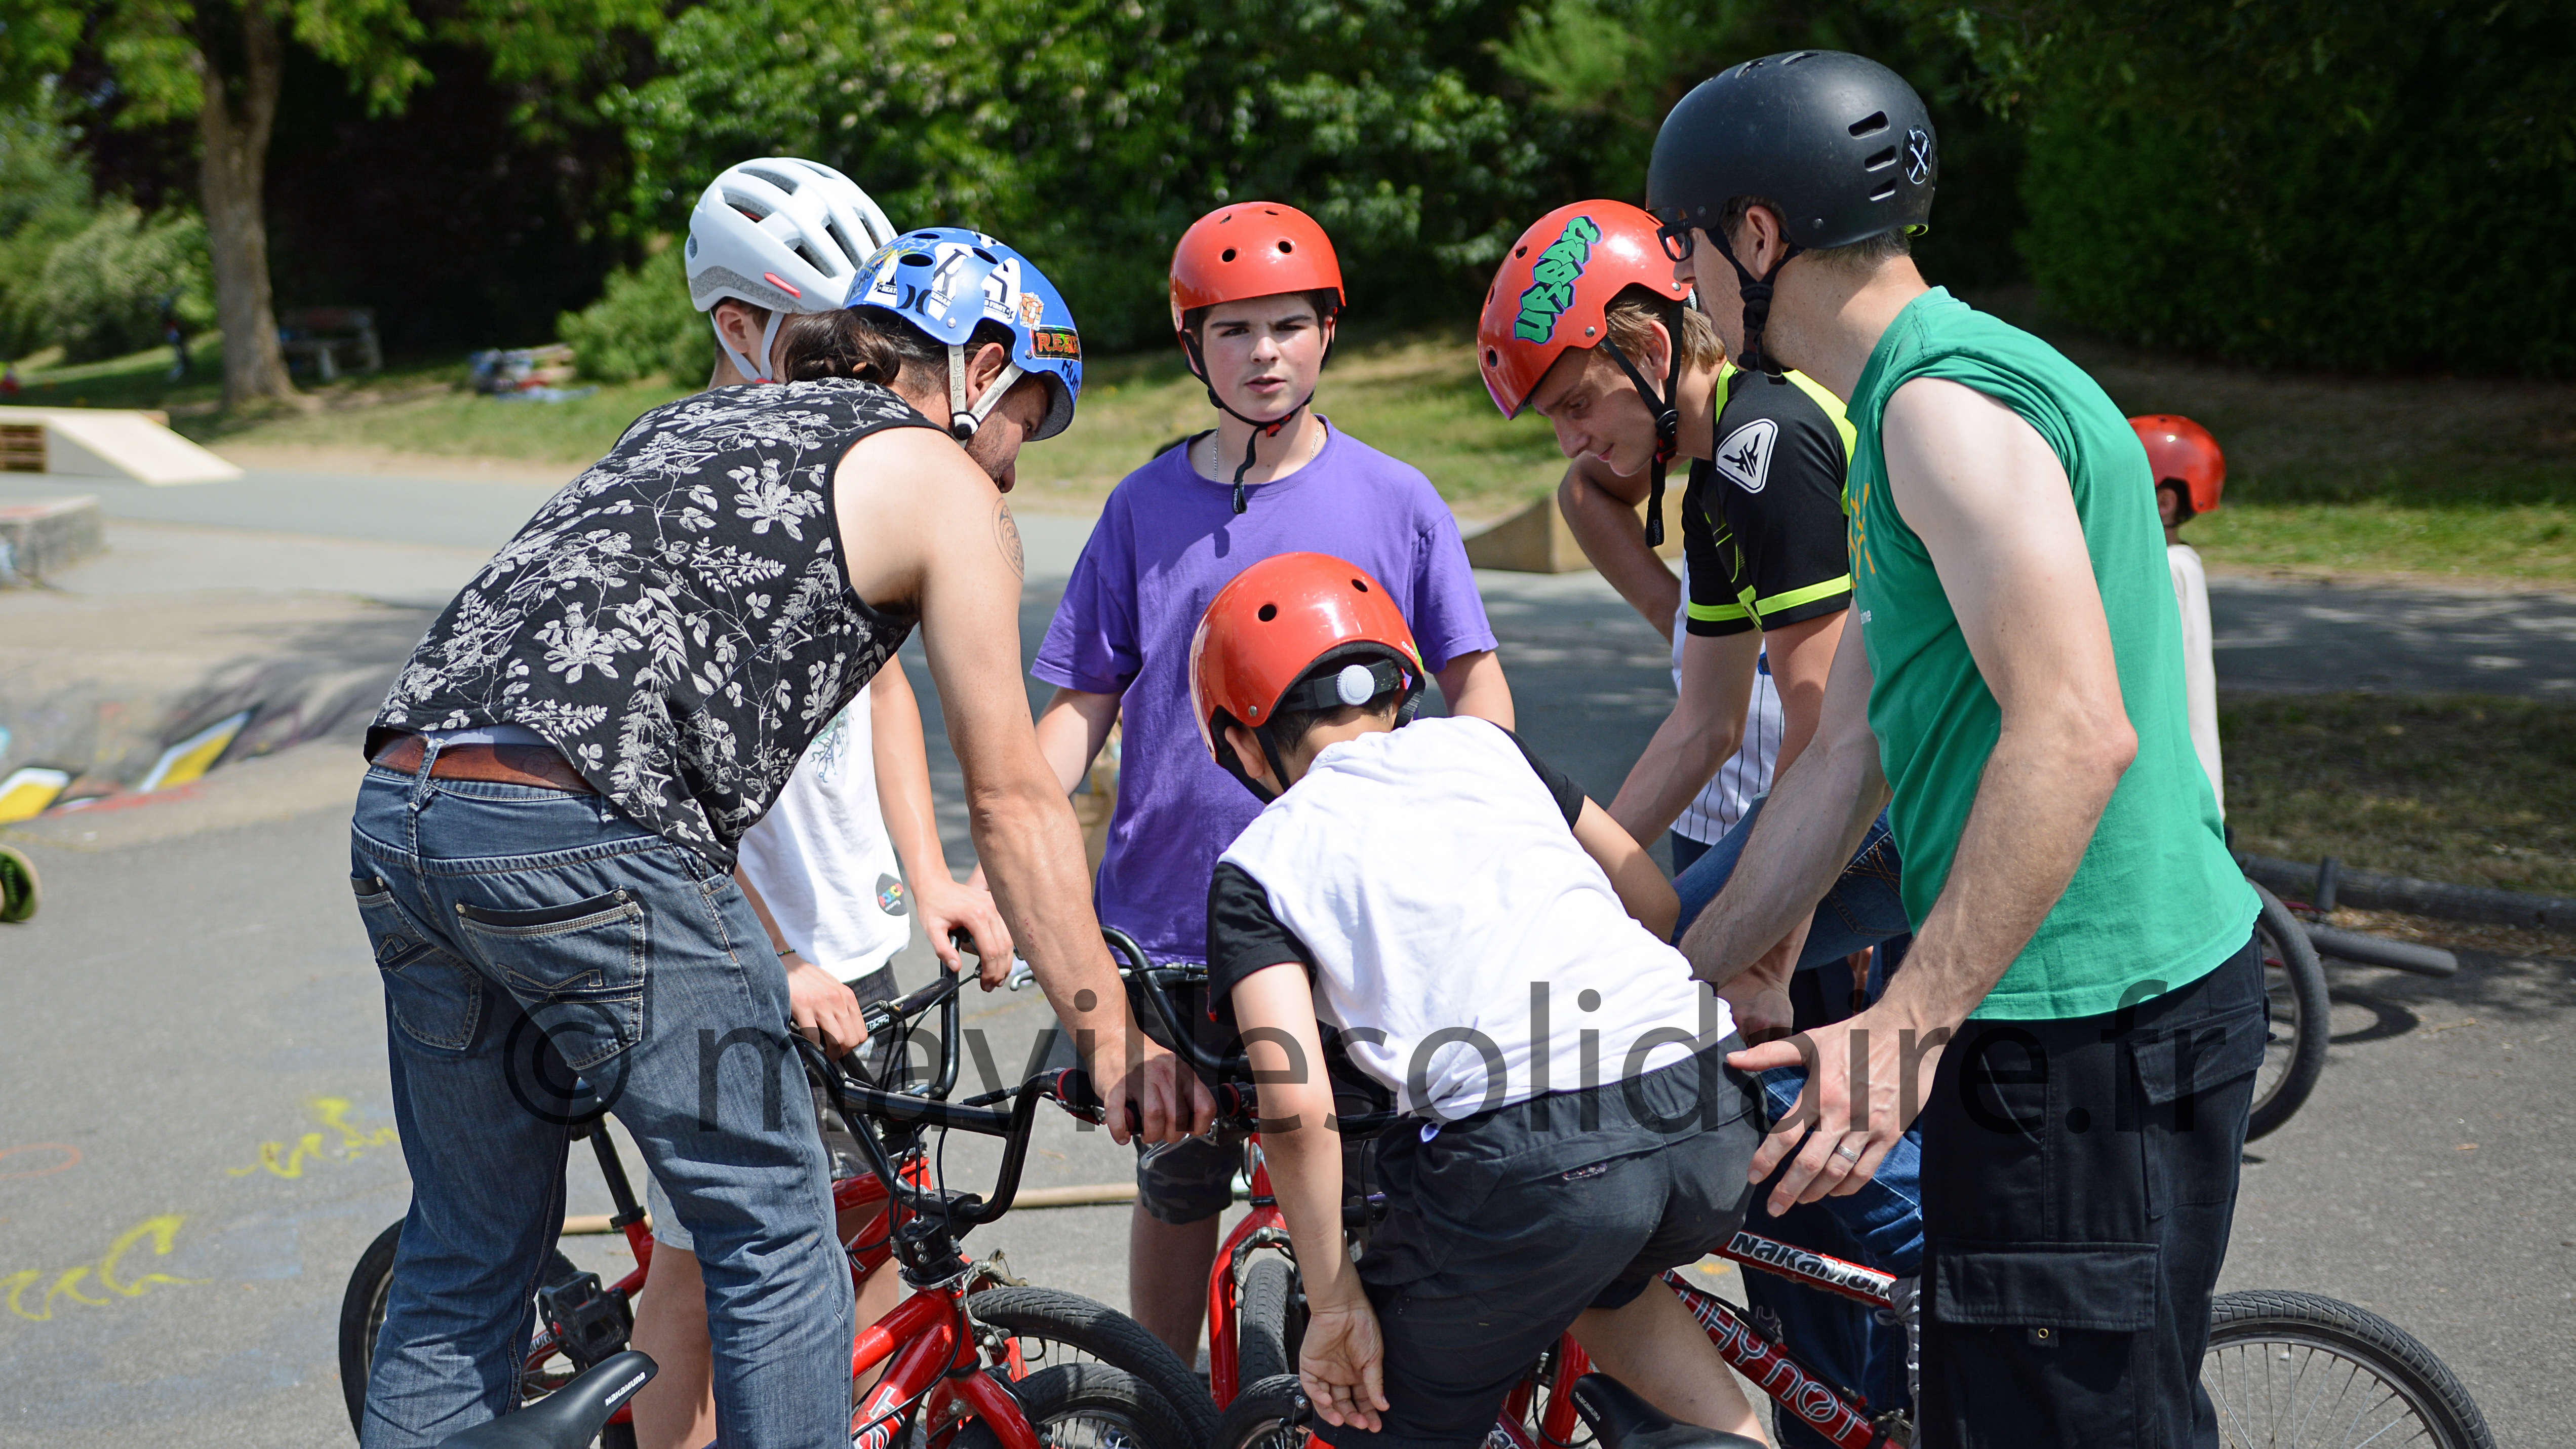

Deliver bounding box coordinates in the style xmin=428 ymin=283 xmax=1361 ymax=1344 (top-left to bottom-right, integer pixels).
xmin=1835 ymin=1143 xmax=1864 ymax=1163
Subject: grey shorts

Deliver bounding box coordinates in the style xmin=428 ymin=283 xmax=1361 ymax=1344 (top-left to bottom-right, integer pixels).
xmin=1134 ymin=1121 xmax=1250 ymax=1224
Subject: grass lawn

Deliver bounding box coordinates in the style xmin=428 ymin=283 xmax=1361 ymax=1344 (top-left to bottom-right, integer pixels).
xmin=10 ymin=306 xmax=2571 ymax=585
xmin=2220 ymin=691 xmax=2576 ymax=897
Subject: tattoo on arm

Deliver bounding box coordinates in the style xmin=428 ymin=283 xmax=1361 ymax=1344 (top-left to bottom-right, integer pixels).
xmin=994 ymin=498 xmax=1025 ymax=579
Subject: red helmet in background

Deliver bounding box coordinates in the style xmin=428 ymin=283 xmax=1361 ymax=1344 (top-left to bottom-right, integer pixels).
xmin=1477 ymin=200 xmax=1690 ymax=419
xmin=2129 ymin=414 xmax=2226 ymax=517
xmin=1170 ymin=203 xmax=1345 ymax=337
xmin=1189 ymin=552 xmax=1424 ymax=799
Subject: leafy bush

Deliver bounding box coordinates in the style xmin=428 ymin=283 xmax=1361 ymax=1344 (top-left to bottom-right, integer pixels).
xmin=0 ymin=105 xmax=95 ymax=359
xmin=29 ymin=202 xmax=214 ymax=363
xmin=557 ymin=247 xmax=709 ymax=384
xmin=1909 ymin=0 xmax=2576 ymax=375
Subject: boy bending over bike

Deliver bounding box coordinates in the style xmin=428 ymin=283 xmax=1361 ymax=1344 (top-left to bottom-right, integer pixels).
xmin=1188 ymin=552 xmax=1771 ymax=1445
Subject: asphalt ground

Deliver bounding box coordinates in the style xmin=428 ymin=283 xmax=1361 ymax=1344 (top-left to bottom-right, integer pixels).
xmin=2 ymin=465 xmax=2571 ymax=1445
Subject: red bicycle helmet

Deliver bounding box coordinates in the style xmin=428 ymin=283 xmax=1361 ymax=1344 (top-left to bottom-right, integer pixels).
xmin=1478 ymin=200 xmax=1689 ymax=419
xmin=1170 ymin=203 xmax=1345 ymax=336
xmin=1478 ymin=200 xmax=1695 ymax=546
xmin=2129 ymin=414 xmax=2225 ymax=517
xmin=1189 ymin=553 xmax=1424 ymax=799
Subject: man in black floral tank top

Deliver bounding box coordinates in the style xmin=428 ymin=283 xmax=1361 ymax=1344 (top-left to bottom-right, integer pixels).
xmin=349 ymin=217 xmax=1208 ymax=1448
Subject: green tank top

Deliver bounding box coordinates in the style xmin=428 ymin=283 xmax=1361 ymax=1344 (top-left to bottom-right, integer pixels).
xmin=1846 ymin=289 xmax=2255 ymax=1020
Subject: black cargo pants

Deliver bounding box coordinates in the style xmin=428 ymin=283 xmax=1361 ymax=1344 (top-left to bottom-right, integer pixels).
xmin=1916 ymin=935 xmax=2265 ymax=1448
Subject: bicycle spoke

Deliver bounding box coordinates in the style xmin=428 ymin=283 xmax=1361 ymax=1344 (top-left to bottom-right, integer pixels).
xmin=2207 ymin=1337 xmax=2447 ymax=1447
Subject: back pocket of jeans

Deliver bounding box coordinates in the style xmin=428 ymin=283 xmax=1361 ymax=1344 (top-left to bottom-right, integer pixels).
xmin=352 ymin=874 xmax=484 ymax=1052
xmin=455 ymin=888 xmax=646 ymax=1070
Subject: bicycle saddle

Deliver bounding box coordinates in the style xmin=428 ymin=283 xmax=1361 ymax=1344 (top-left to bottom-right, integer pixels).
xmin=437 ymin=1351 xmax=655 ymax=1449
xmin=1569 ymin=1373 xmax=1766 ymax=1449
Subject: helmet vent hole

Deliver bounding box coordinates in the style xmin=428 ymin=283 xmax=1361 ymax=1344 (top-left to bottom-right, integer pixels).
xmin=898 ymin=253 xmax=932 ymax=267
xmin=1221 ymin=248 xmax=1238 ymax=263
xmin=1849 ymin=111 xmax=1890 ymax=138
xmin=1257 ymin=603 xmax=1278 ymax=622
xmin=1867 ymin=184 xmax=1898 ymax=203
xmin=1515 ymin=245 xmax=1528 ymax=258
xmin=1350 ymin=577 xmax=1369 ymax=593
xmin=1864 ymin=146 xmax=1898 ymax=172
xmin=1484 ymin=347 xmax=1498 ymax=367
xmin=1278 ymin=239 xmax=1294 ymax=253
xmin=972 ymin=248 xmax=998 ymax=264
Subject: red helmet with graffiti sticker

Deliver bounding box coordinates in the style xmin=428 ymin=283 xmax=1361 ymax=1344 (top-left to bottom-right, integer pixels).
xmin=2129 ymin=414 xmax=2225 ymax=517
xmin=1478 ymin=200 xmax=1691 ymax=419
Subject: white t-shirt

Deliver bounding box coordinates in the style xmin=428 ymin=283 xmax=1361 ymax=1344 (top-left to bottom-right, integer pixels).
xmin=1209 ymin=717 xmax=1732 ymax=1121
xmin=1670 ymin=568 xmax=1784 ymax=846
xmin=734 ymin=695 xmax=909 ymax=982
xmin=2167 ymin=542 xmax=2224 ymax=817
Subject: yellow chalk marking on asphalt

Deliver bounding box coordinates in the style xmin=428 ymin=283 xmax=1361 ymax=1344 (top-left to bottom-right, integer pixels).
xmin=228 ymin=1095 xmax=398 ymax=1178
xmin=138 ymin=710 xmax=253 ymax=793
xmin=0 ymin=767 xmax=71 ymax=824
xmin=5 ymin=1215 xmax=204 ymax=1321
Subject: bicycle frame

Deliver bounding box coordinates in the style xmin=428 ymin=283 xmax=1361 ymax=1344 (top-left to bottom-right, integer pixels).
xmin=1514 ymin=1233 xmax=1906 ymax=1449
xmin=1206 ymin=1144 xmax=1288 ymax=1405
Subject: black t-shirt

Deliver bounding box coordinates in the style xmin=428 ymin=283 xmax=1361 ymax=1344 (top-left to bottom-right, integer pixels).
xmin=1204 ymin=727 xmax=1583 ymax=1027
xmin=1681 ymin=367 xmax=1854 ymax=638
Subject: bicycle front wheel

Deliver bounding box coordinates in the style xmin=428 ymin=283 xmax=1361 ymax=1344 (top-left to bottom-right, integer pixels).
xmin=2202 ymin=1289 xmax=2494 ymax=1448
xmin=952 ymin=1363 xmax=1196 ymax=1449
xmin=1208 ymin=1374 xmax=1312 ymax=1449
xmin=2246 ymin=881 xmax=2329 ymax=1141
xmin=968 ymin=1284 xmax=1219 ymax=1441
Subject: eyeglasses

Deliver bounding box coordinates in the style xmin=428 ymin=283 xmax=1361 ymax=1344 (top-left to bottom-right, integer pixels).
xmin=1654 ymin=218 xmax=1696 ymax=264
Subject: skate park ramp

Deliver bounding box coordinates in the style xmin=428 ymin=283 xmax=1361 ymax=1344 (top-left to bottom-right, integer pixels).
xmin=0 ymin=407 xmax=244 ymax=485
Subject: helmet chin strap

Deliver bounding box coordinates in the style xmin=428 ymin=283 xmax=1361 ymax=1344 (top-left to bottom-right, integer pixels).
xmin=1181 ymin=331 xmax=1314 ymax=516
xmin=1598 ymin=311 xmax=1686 ymax=547
xmin=714 ymin=309 xmax=788 ymax=384
xmin=1704 ymin=225 xmax=1803 ymax=378
xmin=946 ymin=344 xmax=1027 ymax=442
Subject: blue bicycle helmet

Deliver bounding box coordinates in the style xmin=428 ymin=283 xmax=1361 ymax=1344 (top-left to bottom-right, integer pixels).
xmin=847 ymin=227 xmax=1083 ymax=442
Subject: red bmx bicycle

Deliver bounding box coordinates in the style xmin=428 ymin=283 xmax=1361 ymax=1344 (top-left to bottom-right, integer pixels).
xmin=342 ymin=953 xmax=1216 ymax=1449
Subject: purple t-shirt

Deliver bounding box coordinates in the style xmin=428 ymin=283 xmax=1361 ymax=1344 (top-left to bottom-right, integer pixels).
xmin=1034 ymin=423 xmax=1497 ymax=964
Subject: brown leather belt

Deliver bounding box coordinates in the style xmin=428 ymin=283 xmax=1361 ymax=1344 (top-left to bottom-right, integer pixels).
xmin=371 ymin=733 xmax=596 ymax=793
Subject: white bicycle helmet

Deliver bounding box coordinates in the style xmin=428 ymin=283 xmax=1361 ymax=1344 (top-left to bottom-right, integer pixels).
xmin=687 ymin=157 xmax=899 ymax=381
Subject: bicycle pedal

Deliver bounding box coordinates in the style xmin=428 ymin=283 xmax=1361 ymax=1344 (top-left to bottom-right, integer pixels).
xmin=538 ymin=1270 xmax=633 ymax=1369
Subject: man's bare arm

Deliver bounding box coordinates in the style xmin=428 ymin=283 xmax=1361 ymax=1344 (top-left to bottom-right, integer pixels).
xmin=834 ymin=428 xmax=1206 ymax=1143
xmin=1607 ymin=628 xmax=1757 ymax=845
xmin=1557 ymin=456 xmax=1680 ymax=638
xmin=1570 ymin=799 xmax=1678 ymax=937
xmin=869 ymin=660 xmax=1012 ymax=978
xmin=1676 ymin=629 xmax=1887 ymax=985
xmin=1859 ymin=378 xmax=2138 ymax=1028
xmin=1728 ymin=376 xmax=2139 ymax=1211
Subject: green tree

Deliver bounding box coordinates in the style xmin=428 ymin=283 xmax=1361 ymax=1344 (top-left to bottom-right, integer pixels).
xmin=610 ymin=0 xmax=1580 ymax=350
xmin=0 ymin=0 xmax=664 ymax=405
xmin=1896 ymin=0 xmax=2576 ymax=373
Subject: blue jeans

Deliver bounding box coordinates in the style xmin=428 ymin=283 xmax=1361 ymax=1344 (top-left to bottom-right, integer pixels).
xmin=1673 ymin=794 xmax=1912 ymax=973
xmin=1674 ymin=796 xmax=1922 ymax=1437
xmin=348 ymin=750 xmax=850 ymax=1448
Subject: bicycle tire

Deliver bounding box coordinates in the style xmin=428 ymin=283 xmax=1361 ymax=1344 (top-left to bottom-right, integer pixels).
xmin=1207 ymin=1374 xmax=1311 ymax=1449
xmin=967 ymin=1285 xmax=1220 ymax=1440
xmin=951 ymin=1362 xmax=1196 ymax=1449
xmin=1236 ymin=1256 xmax=1301 ymax=1390
xmin=336 ymin=1219 xmax=590 ymax=1441
xmin=2203 ymin=1289 xmax=2494 ymax=1448
xmin=2246 ymin=881 xmax=2329 ymax=1141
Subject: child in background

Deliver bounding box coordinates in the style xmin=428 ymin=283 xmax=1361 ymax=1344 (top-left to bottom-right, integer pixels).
xmin=2132 ymin=414 xmax=2228 ymax=815
xmin=1031 ymin=202 xmax=1514 ymax=1366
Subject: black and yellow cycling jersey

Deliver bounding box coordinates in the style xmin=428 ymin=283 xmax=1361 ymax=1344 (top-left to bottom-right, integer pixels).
xmin=1681 ymin=364 xmax=1858 ymax=638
